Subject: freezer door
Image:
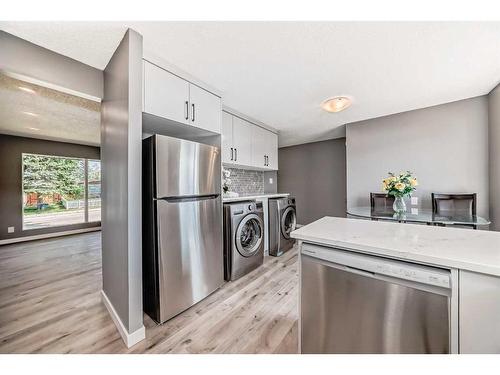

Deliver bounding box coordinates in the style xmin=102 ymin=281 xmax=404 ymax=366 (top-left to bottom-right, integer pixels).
xmin=301 ymin=255 xmax=450 ymax=354
xmin=156 ymin=196 xmax=223 ymax=322
xmin=155 ymin=135 xmax=221 ymax=198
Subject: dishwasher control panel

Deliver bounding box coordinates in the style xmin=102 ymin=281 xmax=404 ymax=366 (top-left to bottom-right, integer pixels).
xmin=301 ymin=243 xmax=451 ymax=289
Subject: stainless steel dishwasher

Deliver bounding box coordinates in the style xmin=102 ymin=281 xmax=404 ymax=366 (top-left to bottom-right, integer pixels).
xmin=300 ymin=244 xmax=452 ymax=354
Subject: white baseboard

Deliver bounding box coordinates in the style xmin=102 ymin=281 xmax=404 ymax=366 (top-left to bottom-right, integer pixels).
xmin=0 ymin=227 xmax=101 ymax=246
xmin=100 ymin=290 xmax=145 ymax=348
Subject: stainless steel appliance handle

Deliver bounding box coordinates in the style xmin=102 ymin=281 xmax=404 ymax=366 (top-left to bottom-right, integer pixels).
xmin=191 ymin=103 xmax=195 ymax=122
xmin=158 ymin=194 xmax=219 ymax=203
xmin=184 ymin=101 xmax=189 ymax=120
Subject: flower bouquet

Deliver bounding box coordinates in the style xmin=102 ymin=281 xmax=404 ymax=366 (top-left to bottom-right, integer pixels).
xmin=382 ymin=171 xmax=418 ymax=213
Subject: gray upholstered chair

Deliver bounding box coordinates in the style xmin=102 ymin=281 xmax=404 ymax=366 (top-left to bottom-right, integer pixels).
xmin=431 ymin=193 xmax=477 ymax=229
xmin=370 ymin=193 xmax=395 ymax=217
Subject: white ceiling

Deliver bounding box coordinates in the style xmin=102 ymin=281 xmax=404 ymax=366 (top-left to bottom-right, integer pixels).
xmin=0 ymin=73 xmax=100 ymax=146
xmin=1 ymin=22 xmax=500 ymax=147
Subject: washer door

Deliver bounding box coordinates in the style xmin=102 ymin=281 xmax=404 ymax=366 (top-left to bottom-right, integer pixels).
xmin=235 ymin=213 xmax=263 ymax=257
xmin=281 ymin=206 xmax=297 ymax=240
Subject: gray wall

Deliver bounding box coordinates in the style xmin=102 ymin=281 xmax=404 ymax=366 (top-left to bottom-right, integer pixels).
xmin=101 ymin=29 xmax=143 ymax=335
xmin=489 ymin=84 xmax=500 ymax=231
xmin=264 ymin=171 xmax=278 ymax=194
xmin=278 ymin=138 xmax=346 ymax=225
xmin=0 ymin=30 xmax=103 ymax=100
xmin=346 ymin=96 xmax=489 ymax=218
xmin=0 ymin=135 xmax=100 ymax=241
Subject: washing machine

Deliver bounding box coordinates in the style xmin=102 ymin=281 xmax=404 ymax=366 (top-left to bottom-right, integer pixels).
xmin=268 ymin=197 xmax=297 ymax=256
xmin=223 ymin=201 xmax=264 ymax=281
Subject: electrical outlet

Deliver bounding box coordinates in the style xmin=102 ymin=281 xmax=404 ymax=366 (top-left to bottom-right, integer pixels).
xmin=411 ymin=197 xmax=418 ymax=206
xmin=269 ymin=178 xmax=274 ymax=184
xmin=7 ymin=226 xmax=14 ymax=233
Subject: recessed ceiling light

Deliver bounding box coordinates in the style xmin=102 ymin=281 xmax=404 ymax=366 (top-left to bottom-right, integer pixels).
xmin=321 ymin=96 xmax=352 ymax=113
xmin=18 ymin=86 xmax=36 ymax=94
xmin=26 ymin=127 xmax=40 ymax=131
xmin=22 ymin=111 xmax=38 ymax=117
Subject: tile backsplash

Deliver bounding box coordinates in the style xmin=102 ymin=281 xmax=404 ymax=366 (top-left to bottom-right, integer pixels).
xmin=224 ymin=167 xmax=264 ymax=195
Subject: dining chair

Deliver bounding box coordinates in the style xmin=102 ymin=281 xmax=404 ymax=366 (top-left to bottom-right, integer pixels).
xmin=370 ymin=193 xmax=395 ymax=217
xmin=431 ymin=193 xmax=477 ymax=229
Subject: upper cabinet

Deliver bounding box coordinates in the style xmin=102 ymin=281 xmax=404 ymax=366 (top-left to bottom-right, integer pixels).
xmin=143 ymin=61 xmax=221 ymax=134
xmin=266 ymin=130 xmax=278 ymax=170
xmin=232 ymin=116 xmax=253 ymax=166
xmin=188 ymin=84 xmax=221 ymax=134
xmin=222 ymin=110 xmax=279 ymax=170
xmin=221 ymin=112 xmax=234 ymax=164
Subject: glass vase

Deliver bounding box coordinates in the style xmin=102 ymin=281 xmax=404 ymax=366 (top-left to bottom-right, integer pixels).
xmin=393 ymin=196 xmax=407 ymax=214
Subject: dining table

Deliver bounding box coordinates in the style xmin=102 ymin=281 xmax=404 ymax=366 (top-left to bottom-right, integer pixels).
xmin=346 ymin=206 xmax=490 ymax=228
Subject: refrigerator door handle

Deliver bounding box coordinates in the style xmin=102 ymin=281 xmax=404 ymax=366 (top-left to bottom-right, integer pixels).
xmin=157 ymin=194 xmax=220 ymax=203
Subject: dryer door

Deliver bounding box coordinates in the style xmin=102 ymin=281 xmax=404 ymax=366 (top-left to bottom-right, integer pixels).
xmin=281 ymin=206 xmax=297 ymax=239
xmin=235 ymin=213 xmax=263 ymax=257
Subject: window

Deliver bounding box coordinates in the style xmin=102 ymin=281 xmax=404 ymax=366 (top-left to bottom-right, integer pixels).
xmin=87 ymin=159 xmax=101 ymax=223
xmin=22 ymin=153 xmax=101 ymax=230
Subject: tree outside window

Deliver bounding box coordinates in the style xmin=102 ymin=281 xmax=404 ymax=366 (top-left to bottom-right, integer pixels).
xmin=22 ymin=153 xmax=101 ymax=230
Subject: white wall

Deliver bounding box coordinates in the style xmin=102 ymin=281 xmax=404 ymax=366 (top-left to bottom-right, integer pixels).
xmin=489 ymin=84 xmax=500 ymax=231
xmin=346 ymin=96 xmax=489 ymax=218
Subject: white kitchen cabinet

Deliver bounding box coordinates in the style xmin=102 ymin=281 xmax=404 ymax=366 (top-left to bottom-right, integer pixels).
xmin=252 ymin=125 xmax=278 ymax=170
xmin=459 ymin=270 xmax=500 ymax=353
xmin=232 ymin=116 xmax=253 ymax=166
xmin=143 ymin=60 xmax=221 ymax=134
xmin=189 ymin=84 xmax=221 ymax=134
xmin=251 ymin=125 xmax=269 ymax=168
xmin=265 ymin=131 xmax=279 ymax=170
xmin=144 ymin=61 xmax=190 ymax=125
xmin=221 ymin=111 xmax=234 ymax=163
xmin=222 ymin=110 xmax=279 ymax=170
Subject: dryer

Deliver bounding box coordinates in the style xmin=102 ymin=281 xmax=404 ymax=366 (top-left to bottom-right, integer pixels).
xmin=223 ymin=201 xmax=264 ymax=281
xmin=269 ymin=197 xmax=297 ymax=256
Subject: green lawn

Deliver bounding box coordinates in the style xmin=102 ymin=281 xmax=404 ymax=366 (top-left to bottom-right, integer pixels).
xmin=23 ymin=203 xmax=68 ymax=215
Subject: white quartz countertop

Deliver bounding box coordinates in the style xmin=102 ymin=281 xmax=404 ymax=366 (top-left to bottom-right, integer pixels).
xmin=291 ymin=216 xmax=500 ymax=277
xmin=222 ymin=193 xmax=289 ymax=202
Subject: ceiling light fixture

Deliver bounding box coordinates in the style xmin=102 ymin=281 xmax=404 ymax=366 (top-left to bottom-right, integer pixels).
xmin=18 ymin=86 xmax=36 ymax=94
xmin=22 ymin=111 xmax=38 ymax=117
xmin=321 ymin=96 xmax=352 ymax=113
xmin=26 ymin=127 xmax=40 ymax=131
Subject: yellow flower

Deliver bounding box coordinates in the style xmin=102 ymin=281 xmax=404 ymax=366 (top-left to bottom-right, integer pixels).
xmin=390 ymin=176 xmax=397 ymax=182
xmin=395 ymin=182 xmax=406 ymax=191
xmin=410 ymin=178 xmax=418 ymax=187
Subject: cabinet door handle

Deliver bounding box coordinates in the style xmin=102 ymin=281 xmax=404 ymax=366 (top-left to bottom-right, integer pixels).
xmin=184 ymin=101 xmax=189 ymax=120
xmin=230 ymin=147 xmax=233 ymax=161
xmin=191 ymin=103 xmax=195 ymax=122
xmin=234 ymin=148 xmax=237 ymax=162
xmin=266 ymin=155 xmax=269 ymax=166
xmin=264 ymin=155 xmax=266 ymax=166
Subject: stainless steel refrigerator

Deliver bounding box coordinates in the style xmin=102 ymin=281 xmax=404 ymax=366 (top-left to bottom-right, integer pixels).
xmin=142 ymin=134 xmax=223 ymax=324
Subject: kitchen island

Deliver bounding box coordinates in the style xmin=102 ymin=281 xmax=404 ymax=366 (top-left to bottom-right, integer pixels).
xmin=291 ymin=217 xmax=500 ymax=354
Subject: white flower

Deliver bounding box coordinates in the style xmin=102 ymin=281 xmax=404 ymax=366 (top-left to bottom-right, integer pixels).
xmin=225 ymin=178 xmax=232 ymax=185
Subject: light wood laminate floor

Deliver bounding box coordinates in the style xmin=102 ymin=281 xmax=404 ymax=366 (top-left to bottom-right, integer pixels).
xmin=0 ymin=232 xmax=298 ymax=353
